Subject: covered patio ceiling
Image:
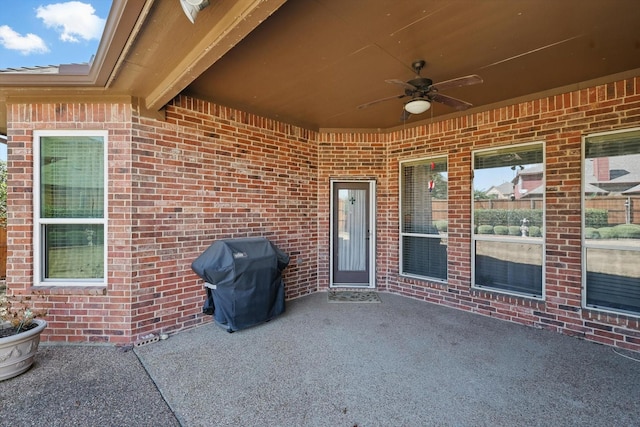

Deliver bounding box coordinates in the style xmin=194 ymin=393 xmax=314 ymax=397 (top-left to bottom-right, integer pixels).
xmin=1 ymin=0 xmax=640 ymax=133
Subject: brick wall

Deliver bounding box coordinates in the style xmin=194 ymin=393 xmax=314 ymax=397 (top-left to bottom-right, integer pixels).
xmin=129 ymin=96 xmax=319 ymax=339
xmin=6 ymin=101 xmax=134 ymax=344
xmin=6 ymin=97 xmax=319 ymax=344
xmin=378 ymin=77 xmax=640 ymax=351
xmin=316 ymin=132 xmax=386 ymax=289
xmin=5 ymin=75 xmax=640 ymax=351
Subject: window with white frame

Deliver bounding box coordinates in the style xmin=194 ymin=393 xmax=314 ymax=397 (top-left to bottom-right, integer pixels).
xmin=472 ymin=143 xmax=544 ymax=298
xmin=34 ymin=130 xmax=107 ymax=286
xmin=400 ymin=157 xmax=448 ymax=281
xmin=583 ymin=128 xmax=640 ymax=315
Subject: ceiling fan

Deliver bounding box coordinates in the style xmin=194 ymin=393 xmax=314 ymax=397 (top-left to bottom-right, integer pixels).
xmin=358 ymin=60 xmax=483 ymax=119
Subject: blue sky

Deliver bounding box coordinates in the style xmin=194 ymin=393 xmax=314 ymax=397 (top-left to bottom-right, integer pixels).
xmin=0 ymin=1 xmax=112 ymax=69
xmin=0 ymin=1 xmax=112 ymax=159
xmin=474 ymin=167 xmax=517 ymax=192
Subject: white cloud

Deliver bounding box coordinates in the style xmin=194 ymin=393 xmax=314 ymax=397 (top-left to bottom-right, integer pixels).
xmin=0 ymin=25 xmax=49 ymax=55
xmin=36 ymin=2 xmax=106 ymax=43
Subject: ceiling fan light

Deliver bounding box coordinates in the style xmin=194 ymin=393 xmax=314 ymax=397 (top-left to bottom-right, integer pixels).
xmin=404 ymin=98 xmax=431 ymax=115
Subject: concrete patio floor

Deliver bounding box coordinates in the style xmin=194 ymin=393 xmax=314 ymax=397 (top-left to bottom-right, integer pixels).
xmin=2 ymin=292 xmax=640 ymax=426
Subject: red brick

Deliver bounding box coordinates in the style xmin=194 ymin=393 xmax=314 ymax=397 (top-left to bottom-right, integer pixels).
xmin=5 ymin=78 xmax=640 ymax=353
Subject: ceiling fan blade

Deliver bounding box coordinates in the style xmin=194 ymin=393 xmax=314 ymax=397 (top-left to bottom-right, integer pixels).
xmin=431 ymin=93 xmax=473 ymax=111
xmin=357 ymin=94 xmax=407 ymax=110
xmin=385 ymin=79 xmax=417 ymax=91
xmin=430 ymin=74 xmax=483 ymax=92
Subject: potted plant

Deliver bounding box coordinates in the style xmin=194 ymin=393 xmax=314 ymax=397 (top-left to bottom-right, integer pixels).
xmin=0 ymin=293 xmax=47 ymax=381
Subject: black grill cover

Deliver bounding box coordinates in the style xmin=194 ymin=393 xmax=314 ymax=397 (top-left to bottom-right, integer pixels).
xmin=191 ymin=237 xmax=289 ymax=332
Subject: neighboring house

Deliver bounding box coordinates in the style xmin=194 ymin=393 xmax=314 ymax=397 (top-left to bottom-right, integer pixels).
xmin=623 ymin=184 xmax=640 ymax=195
xmin=513 ymin=165 xmax=543 ymax=200
xmin=585 ymin=155 xmax=640 ymax=195
xmin=0 ymin=0 xmax=640 ymax=353
xmin=485 ymin=182 xmax=513 ymax=200
xmin=584 ymin=183 xmax=609 ymax=196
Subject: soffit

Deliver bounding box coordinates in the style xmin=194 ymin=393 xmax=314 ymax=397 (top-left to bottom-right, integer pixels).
xmin=0 ymin=0 xmax=285 ymax=134
xmin=186 ymin=0 xmax=640 ymax=130
xmin=1 ymin=0 xmax=640 ymax=135
xmin=107 ymin=0 xmax=287 ymax=111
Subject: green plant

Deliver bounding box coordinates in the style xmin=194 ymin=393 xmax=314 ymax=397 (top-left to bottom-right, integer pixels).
xmin=474 ymin=208 xmax=543 ymax=228
xmin=597 ymin=227 xmax=616 ymax=239
xmin=508 ymin=226 xmax=521 ymax=236
xmin=493 ymin=225 xmax=509 ymax=235
xmin=585 ymin=209 xmax=608 ymax=228
xmin=529 ymin=226 xmax=542 ymax=237
xmin=584 ymin=227 xmax=600 ymax=239
xmin=478 ymin=225 xmax=494 ymax=234
xmin=612 ymin=224 xmax=640 ymax=239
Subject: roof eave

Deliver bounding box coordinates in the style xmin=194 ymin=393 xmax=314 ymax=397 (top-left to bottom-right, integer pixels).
xmin=0 ymin=0 xmax=146 ymax=89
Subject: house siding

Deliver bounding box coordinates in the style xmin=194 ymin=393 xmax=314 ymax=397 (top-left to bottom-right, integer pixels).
xmin=5 ymin=75 xmax=640 ymax=351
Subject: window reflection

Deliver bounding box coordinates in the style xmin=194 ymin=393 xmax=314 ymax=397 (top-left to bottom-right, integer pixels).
xmin=584 ymin=129 xmax=640 ymax=315
xmin=473 ymin=143 xmax=544 ymax=297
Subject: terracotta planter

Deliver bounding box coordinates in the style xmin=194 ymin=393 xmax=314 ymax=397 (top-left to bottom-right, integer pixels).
xmin=0 ymin=319 xmax=47 ymax=381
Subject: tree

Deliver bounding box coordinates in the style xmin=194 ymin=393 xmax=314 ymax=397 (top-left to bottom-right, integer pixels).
xmin=474 ymin=189 xmax=489 ymax=200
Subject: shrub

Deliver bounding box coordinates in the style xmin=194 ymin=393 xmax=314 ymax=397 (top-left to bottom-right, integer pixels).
xmin=584 ymin=227 xmax=600 ymax=239
xmin=474 ymin=209 xmax=543 ymax=228
xmin=493 ymin=225 xmax=509 ymax=235
xmin=529 ymin=226 xmax=542 ymax=237
xmin=612 ymin=224 xmax=640 ymax=239
xmin=597 ymin=227 xmax=616 ymax=239
xmin=585 ymin=209 xmax=608 ymax=228
xmin=478 ymin=225 xmax=494 ymax=234
xmin=508 ymin=226 xmax=521 ymax=236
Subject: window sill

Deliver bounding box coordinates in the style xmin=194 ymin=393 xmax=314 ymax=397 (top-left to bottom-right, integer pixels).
xmin=399 ymin=273 xmax=448 ymax=287
xmin=472 ymin=286 xmax=545 ymax=305
xmin=31 ymin=285 xmax=107 ymax=296
xmin=583 ymin=305 xmax=640 ymax=321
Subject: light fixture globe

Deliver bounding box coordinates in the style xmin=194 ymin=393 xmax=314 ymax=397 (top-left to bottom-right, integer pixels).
xmin=404 ymin=98 xmax=431 ymax=115
xmin=180 ymin=0 xmax=210 ymax=23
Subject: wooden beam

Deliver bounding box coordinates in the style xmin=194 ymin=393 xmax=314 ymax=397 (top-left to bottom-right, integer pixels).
xmin=144 ymin=0 xmax=286 ymax=111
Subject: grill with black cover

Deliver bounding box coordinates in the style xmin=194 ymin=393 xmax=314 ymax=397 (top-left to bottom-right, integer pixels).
xmin=191 ymin=237 xmax=289 ymax=332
